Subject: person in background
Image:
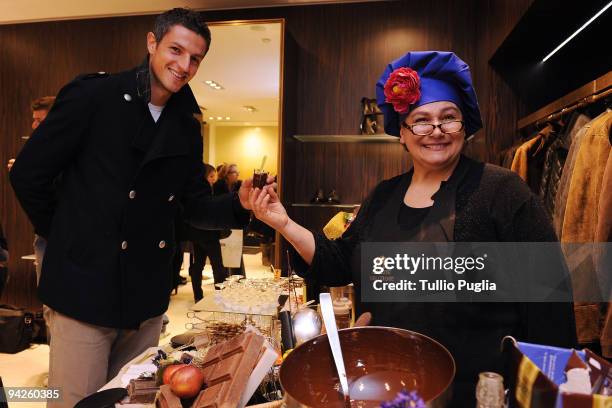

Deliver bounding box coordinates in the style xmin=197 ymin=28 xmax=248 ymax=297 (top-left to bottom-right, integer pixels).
xmin=7 ymin=96 xmax=56 ymax=172
xmin=9 ymin=9 xmax=253 ymax=407
xmin=0 ymin=222 xmax=8 ymax=297
xmin=214 ymin=163 xmax=246 ymax=276
xmin=8 ymin=96 xmax=56 ymax=285
xmin=186 ymin=164 xmax=228 ymax=301
xmin=250 ymin=51 xmax=576 ymax=406
xmin=214 ymin=163 xmax=240 ymax=194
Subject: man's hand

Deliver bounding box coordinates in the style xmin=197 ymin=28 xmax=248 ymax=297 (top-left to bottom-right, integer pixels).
xmin=7 ymin=158 xmax=15 ymax=171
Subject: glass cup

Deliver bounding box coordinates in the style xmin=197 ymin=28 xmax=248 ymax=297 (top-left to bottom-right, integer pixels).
xmin=476 ymin=372 xmax=505 ymax=408
xmin=253 ymin=169 xmax=269 ymax=189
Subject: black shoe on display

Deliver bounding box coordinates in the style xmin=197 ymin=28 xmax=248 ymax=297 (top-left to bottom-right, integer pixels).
xmin=327 ymin=189 xmax=341 ymax=204
xmin=311 ymin=188 xmax=326 ymax=203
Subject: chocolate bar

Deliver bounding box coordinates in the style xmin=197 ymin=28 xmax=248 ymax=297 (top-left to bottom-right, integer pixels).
xmin=155 ymin=385 xmax=182 ymax=408
xmin=193 ymin=333 xmax=210 ymax=351
xmin=194 ymin=332 xmax=265 ymax=408
xmin=127 ymin=377 xmax=159 ymax=404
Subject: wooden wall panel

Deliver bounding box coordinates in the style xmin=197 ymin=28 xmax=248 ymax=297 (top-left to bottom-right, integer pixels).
xmin=0 ymin=1 xmax=532 ymax=309
xmin=471 ymin=0 xmax=535 ymax=163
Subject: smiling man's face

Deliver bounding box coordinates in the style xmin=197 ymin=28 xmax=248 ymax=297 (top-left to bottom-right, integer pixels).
xmin=147 ymin=24 xmax=207 ymax=103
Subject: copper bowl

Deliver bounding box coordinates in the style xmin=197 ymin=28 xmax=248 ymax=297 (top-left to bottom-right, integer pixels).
xmin=280 ymin=326 xmax=455 ymax=407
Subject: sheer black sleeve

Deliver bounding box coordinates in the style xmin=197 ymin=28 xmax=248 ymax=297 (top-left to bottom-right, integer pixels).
xmin=290 ymin=183 xmax=382 ymax=287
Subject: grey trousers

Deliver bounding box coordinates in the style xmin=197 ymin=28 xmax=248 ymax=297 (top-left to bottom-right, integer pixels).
xmin=47 ymin=309 xmax=163 ymax=408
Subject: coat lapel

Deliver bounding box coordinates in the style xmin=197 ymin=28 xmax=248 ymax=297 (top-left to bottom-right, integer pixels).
xmin=117 ymin=60 xmax=201 ymax=165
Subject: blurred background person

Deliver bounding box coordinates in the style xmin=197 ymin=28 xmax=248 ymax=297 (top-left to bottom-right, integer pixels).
xmin=7 ymin=96 xmax=55 ymax=172
xmin=214 ymin=163 xmax=240 ymax=194
xmin=8 ymin=96 xmax=56 ymax=286
xmin=215 ymin=163 xmax=245 ymax=276
xmin=186 ymin=164 xmax=228 ymax=302
xmin=0 ymin=222 xmax=8 ymax=297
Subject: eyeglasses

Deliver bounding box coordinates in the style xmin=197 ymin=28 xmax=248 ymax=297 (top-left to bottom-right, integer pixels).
xmin=401 ymin=120 xmax=464 ymax=136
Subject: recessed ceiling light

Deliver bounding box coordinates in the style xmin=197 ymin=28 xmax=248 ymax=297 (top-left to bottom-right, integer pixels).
xmin=243 ymin=105 xmax=257 ymax=112
xmin=208 ymin=116 xmax=214 ymax=120
xmin=204 ymin=80 xmax=224 ymax=90
xmin=217 ymin=116 xmax=222 ymax=120
xmin=226 ymin=117 xmax=231 ymax=120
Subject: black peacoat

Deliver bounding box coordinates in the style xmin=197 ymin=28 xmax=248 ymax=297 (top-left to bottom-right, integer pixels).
xmin=10 ymin=64 xmax=250 ymax=329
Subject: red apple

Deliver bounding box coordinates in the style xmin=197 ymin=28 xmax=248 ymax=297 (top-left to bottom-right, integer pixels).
xmin=162 ymin=363 xmax=187 ymax=385
xmin=170 ymin=365 xmax=206 ymax=398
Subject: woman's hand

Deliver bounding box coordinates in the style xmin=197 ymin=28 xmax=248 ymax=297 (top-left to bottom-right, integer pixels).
xmin=249 ymin=183 xmax=289 ymax=231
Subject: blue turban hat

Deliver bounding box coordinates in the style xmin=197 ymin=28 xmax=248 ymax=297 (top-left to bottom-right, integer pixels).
xmin=376 ymin=51 xmax=482 ymax=137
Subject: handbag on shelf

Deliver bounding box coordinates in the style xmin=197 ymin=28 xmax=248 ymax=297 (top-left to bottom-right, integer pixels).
xmin=0 ymin=304 xmax=34 ymax=353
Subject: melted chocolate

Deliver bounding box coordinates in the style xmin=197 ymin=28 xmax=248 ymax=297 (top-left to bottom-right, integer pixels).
xmin=280 ymin=327 xmax=455 ymax=407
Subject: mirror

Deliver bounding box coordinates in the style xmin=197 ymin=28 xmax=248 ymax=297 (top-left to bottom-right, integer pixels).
xmin=188 ymin=19 xmax=283 ymax=278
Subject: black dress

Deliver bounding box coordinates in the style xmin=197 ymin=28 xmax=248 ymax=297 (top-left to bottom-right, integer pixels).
xmin=291 ymin=155 xmax=576 ymax=407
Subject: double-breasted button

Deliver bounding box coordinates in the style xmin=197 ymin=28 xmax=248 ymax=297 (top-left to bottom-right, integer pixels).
xmin=168 ymin=195 xmax=175 ymax=202
xmin=121 ymin=241 xmax=128 ymax=250
xmin=123 ymin=93 xmax=132 ymax=102
xmin=128 ymin=190 xmax=136 ymax=199
xmin=158 ymin=240 xmax=166 ymax=249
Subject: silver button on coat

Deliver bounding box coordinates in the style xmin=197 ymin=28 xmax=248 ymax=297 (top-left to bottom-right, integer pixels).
xmin=121 ymin=241 xmax=128 ymax=250
xmin=158 ymin=240 xmax=166 ymax=249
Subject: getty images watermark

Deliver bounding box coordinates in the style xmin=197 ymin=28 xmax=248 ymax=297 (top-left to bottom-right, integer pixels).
xmin=372 ymin=252 xmax=492 ymax=292
xmin=361 ymin=242 xmax=611 ymax=303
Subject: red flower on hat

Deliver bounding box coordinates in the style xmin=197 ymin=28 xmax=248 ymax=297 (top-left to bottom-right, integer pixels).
xmin=384 ymin=67 xmax=421 ymax=114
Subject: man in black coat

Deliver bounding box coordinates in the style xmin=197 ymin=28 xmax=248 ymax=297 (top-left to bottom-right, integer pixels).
xmin=10 ymin=9 xmax=253 ymax=407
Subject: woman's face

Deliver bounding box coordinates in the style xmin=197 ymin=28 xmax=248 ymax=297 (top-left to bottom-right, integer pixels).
xmin=226 ymin=165 xmax=239 ymax=183
xmin=206 ymin=170 xmax=217 ymax=185
xmin=399 ymin=101 xmax=465 ymax=170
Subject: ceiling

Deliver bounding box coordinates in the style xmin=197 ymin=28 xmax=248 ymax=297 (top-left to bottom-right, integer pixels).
xmin=192 ymin=22 xmax=282 ymax=123
xmin=0 ymin=0 xmax=384 ymax=25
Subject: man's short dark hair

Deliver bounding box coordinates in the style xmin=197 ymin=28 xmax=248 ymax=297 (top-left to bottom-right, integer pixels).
xmin=154 ymin=8 xmax=211 ymax=52
xmin=31 ymin=96 xmax=55 ymax=112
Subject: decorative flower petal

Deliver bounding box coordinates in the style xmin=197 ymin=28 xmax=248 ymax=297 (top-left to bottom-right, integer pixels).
xmin=383 ymin=67 xmax=421 ymax=114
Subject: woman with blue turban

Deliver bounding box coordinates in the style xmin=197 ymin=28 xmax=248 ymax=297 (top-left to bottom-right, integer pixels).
xmin=250 ymin=51 xmax=576 ymax=405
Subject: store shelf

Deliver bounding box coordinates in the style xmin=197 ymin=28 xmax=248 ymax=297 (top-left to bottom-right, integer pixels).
xmin=292 ymin=134 xmax=398 ymax=143
xmin=291 ymin=203 xmax=360 ymax=208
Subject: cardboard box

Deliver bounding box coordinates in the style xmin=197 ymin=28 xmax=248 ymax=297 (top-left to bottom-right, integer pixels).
xmin=503 ymin=337 xmax=612 ymax=407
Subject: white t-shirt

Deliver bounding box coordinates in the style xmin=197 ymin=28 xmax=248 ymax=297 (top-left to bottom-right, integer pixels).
xmin=148 ymin=103 xmax=165 ymax=122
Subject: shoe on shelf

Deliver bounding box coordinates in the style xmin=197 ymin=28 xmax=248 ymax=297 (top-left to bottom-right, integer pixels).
xmin=310 ymin=188 xmax=326 ymax=204
xmin=327 ymin=189 xmax=341 ymax=204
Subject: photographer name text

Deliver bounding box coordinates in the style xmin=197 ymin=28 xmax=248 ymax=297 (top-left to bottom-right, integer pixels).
xmin=372 ymin=279 xmax=496 ymax=292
